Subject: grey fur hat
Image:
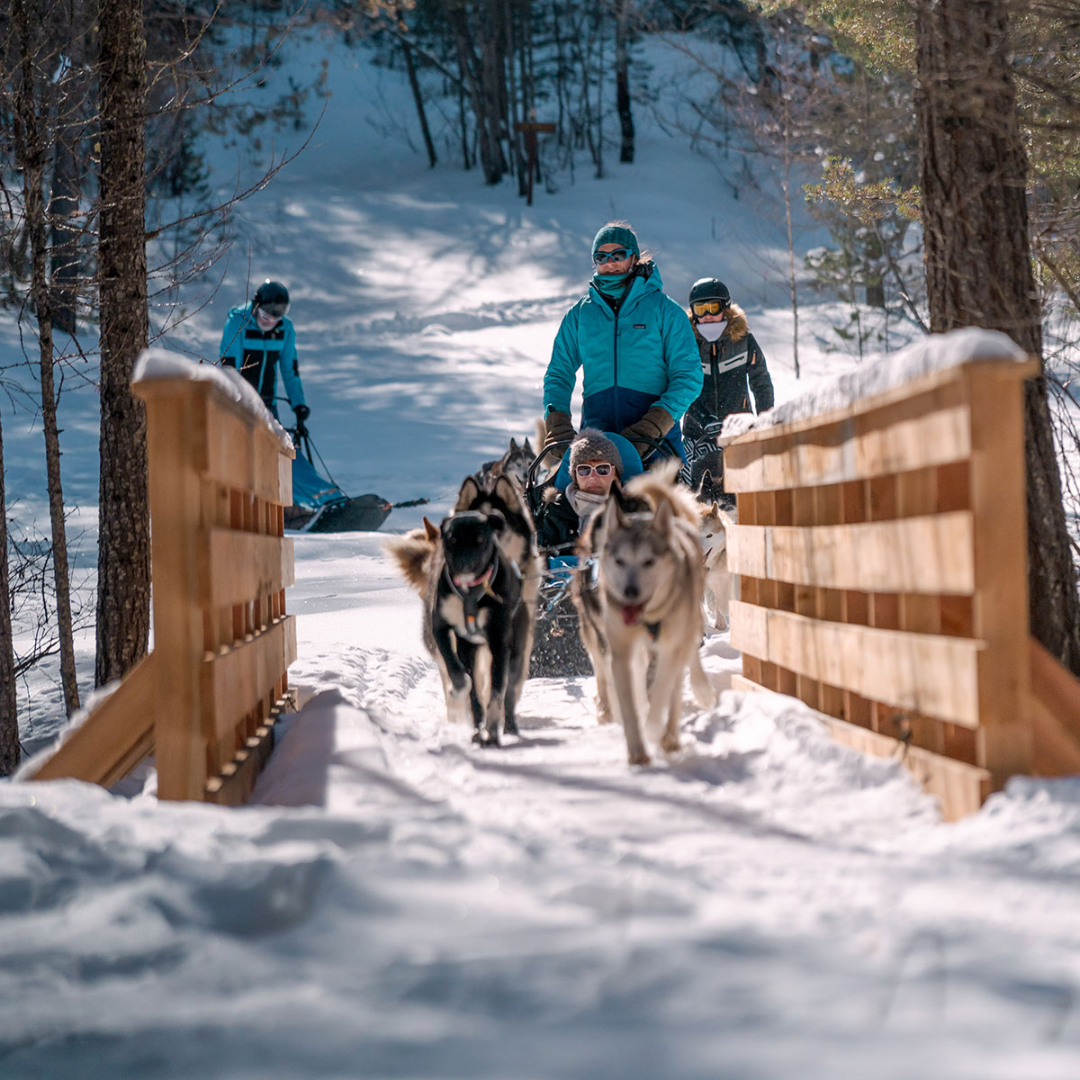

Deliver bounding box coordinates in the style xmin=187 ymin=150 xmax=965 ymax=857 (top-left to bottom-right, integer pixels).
xmin=569 ymin=429 xmax=622 ymax=478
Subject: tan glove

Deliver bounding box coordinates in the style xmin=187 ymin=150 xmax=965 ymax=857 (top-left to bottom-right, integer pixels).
xmin=620 ymin=406 xmax=675 ymax=459
xmin=542 ymin=410 xmax=576 ymax=460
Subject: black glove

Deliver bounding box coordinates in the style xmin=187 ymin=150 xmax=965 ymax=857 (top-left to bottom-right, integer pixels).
xmin=293 ymin=404 xmax=310 ymax=423
xmin=543 ymin=409 xmax=575 ymax=458
xmin=620 ymin=405 xmax=675 ymax=459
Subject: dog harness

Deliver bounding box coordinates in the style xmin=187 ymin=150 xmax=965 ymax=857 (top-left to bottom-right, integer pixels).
xmin=444 ymin=559 xmax=501 ymax=643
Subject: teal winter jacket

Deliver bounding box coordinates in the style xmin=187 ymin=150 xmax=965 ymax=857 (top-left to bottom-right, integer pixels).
xmin=219 ymin=302 xmax=305 ymax=419
xmin=544 ymin=262 xmax=702 ymax=457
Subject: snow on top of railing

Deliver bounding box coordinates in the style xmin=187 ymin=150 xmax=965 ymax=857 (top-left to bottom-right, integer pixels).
xmin=132 ymin=349 xmax=292 ymax=448
xmin=721 ymin=327 xmax=1029 ymax=441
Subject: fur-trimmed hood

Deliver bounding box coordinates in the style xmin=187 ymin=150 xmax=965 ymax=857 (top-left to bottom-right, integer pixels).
xmin=692 ymin=302 xmax=748 ymax=344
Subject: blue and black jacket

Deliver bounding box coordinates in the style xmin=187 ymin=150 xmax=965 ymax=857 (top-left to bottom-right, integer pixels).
xmin=219 ymin=302 xmax=306 ymax=418
xmin=544 ymin=261 xmax=702 ymax=459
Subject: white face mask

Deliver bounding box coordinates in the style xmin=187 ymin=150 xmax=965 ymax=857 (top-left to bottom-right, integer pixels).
xmin=697 ymin=319 xmax=727 ymax=342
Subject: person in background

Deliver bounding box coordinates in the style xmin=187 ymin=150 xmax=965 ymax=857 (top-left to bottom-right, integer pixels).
xmin=534 ymin=430 xmax=624 ymax=551
xmin=219 ymin=279 xmax=309 ymax=428
xmin=542 ymin=222 xmax=701 ymax=465
xmin=682 ymin=277 xmax=774 ymax=501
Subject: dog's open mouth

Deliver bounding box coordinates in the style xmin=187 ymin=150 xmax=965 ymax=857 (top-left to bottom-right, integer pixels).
xmin=622 ymin=604 xmax=644 ymax=626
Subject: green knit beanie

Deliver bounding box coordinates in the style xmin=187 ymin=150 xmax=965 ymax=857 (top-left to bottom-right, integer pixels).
xmin=591 ymin=224 xmax=639 ymax=258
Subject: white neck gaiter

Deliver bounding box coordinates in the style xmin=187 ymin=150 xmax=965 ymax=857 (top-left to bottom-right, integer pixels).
xmin=697 ymin=319 xmax=727 ymax=342
xmin=566 ymin=486 xmax=609 ymax=521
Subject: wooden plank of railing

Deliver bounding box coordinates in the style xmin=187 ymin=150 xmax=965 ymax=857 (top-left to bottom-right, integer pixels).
xmin=723 ymin=359 xmax=1039 ymax=493
xmin=202 ymin=617 xmax=297 ymax=746
xmin=963 ymin=367 xmax=1032 ymax=784
xmin=730 ymin=600 xmax=982 ymax=727
xmin=205 ymin=531 xmax=295 ymax=608
xmin=728 ymin=513 xmax=975 ymax=594
xmin=27 ymin=656 xmax=158 ymax=787
xmin=136 ymin=381 xmax=211 ymax=802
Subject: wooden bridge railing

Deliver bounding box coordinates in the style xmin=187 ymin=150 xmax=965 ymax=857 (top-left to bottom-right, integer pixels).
xmin=724 ymin=334 xmax=1080 ymax=820
xmin=29 ymin=352 xmax=297 ymax=804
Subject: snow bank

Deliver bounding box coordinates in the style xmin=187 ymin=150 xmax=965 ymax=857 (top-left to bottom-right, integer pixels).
xmin=133 ymin=348 xmax=293 ymax=448
xmin=722 ymin=327 xmax=1028 ymax=440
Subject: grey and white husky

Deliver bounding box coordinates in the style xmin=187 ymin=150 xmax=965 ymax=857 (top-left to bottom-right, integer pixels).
xmin=699 ymin=499 xmax=736 ymax=631
xmin=573 ymin=463 xmax=715 ymax=765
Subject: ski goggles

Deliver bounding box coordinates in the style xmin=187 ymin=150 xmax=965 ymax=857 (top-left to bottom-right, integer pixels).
xmin=593 ymin=248 xmax=632 ymax=265
xmin=258 ymin=301 xmax=289 ymax=319
xmin=575 ymin=462 xmax=615 ymax=477
xmin=692 ymin=299 xmax=728 ymax=317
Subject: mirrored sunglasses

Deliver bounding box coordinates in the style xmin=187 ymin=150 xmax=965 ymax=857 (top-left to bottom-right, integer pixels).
xmin=258 ymin=301 xmax=288 ymax=319
xmin=593 ymin=248 xmax=631 ymax=265
xmin=692 ymin=299 xmax=727 ymax=317
xmin=575 ymin=462 xmax=614 ymax=477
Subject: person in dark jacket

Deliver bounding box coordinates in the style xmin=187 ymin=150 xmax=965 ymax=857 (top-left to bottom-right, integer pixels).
xmin=542 ymin=223 xmax=701 ymax=464
xmin=219 ymin=279 xmax=309 ymax=426
xmin=535 ymin=430 xmax=623 ymax=551
xmin=681 ymin=277 xmax=774 ymax=499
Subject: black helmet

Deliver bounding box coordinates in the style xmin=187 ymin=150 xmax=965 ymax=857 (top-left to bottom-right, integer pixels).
xmin=254 ymin=279 xmax=290 ymax=319
xmin=688 ymin=277 xmax=730 ymax=317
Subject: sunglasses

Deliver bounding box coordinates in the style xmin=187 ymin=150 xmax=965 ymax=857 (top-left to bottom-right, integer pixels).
xmin=593 ymin=248 xmax=632 ymax=265
xmin=575 ymin=463 xmax=614 ymax=477
xmin=258 ymin=301 xmax=288 ymax=319
xmin=692 ymin=300 xmax=727 ymax=317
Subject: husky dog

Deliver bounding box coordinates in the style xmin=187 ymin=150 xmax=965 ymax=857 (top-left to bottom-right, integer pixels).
xmin=386 ymin=475 xmax=538 ymax=743
xmin=699 ymin=500 xmax=736 ymax=631
xmin=477 ymin=437 xmax=536 ymax=489
xmin=573 ymin=463 xmax=715 ymax=765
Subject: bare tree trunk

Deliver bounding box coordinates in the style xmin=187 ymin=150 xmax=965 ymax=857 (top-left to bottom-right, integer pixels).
xmin=914 ymin=0 xmax=1080 ymax=675
xmin=449 ymin=0 xmax=505 ymax=184
xmin=49 ymin=133 xmax=81 ymax=335
xmin=12 ymin=0 xmax=81 ymax=717
xmin=615 ymin=0 xmax=634 ymax=163
xmin=0 ymin=412 xmax=19 ymax=776
xmin=95 ymin=0 xmax=151 ymax=687
xmin=780 ymin=96 xmax=800 ymax=379
xmin=398 ymin=9 xmax=437 ymax=169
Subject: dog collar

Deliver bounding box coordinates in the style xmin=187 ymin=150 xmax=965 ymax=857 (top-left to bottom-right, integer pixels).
xmin=452 ymin=564 xmax=495 ymax=593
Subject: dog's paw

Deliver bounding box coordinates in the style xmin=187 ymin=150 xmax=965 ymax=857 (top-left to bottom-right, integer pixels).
xmin=660 ymin=732 xmax=681 ymax=753
xmin=472 ymin=728 xmax=503 ymax=748
xmin=449 ymin=673 xmax=472 ymax=700
xmin=595 ymin=696 xmax=614 ymax=724
xmin=627 ymin=749 xmax=652 ymax=767
xmin=503 ymin=715 xmax=519 ymax=737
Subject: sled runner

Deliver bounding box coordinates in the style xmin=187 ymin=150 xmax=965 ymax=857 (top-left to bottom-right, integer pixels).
xmin=285 ymin=429 xmax=394 ymax=533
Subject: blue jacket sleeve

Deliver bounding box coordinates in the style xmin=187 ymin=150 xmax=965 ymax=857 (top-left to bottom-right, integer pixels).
xmin=655 ymin=300 xmax=704 ymax=421
xmin=219 ymin=308 xmax=245 ymax=368
xmin=278 ymin=321 xmax=306 ymax=409
xmin=544 ymin=306 xmax=582 ymax=416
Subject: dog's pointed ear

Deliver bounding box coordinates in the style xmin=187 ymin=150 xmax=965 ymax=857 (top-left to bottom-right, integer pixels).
xmin=524 ymin=437 xmax=534 ymax=455
xmin=439 ymin=516 xmax=452 ymax=537
xmin=455 ymin=476 xmax=481 ymax=511
xmin=493 ymin=474 xmax=522 ymax=513
xmin=654 ymin=498 xmax=673 ymax=533
xmin=423 ymin=515 xmax=439 ymax=541
xmin=509 ymin=437 xmax=519 ymax=453
xmin=600 ymin=493 xmax=624 ymax=534
xmin=710 ymin=501 xmax=720 ymax=518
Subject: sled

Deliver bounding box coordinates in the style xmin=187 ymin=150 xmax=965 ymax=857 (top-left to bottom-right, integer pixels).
xmin=525 ymin=433 xmax=677 ymax=679
xmin=285 ymin=431 xmax=393 ymax=533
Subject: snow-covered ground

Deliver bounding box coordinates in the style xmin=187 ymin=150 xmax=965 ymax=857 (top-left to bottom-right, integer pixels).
xmin=3 ymin=29 xmax=1080 ymax=1079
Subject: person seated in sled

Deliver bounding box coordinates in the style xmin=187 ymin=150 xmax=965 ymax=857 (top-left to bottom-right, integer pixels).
xmin=219 ymin=279 xmax=310 ymax=428
xmin=682 ymin=277 xmax=774 ymax=503
xmin=541 ymin=222 xmax=702 ymax=467
xmin=535 ymin=430 xmax=625 ymax=552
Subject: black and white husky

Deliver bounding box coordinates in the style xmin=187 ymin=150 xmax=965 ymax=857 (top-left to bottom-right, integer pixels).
xmin=386 ymin=474 xmax=539 ymax=745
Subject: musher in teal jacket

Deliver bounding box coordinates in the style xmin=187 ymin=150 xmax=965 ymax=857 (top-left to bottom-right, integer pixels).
xmin=542 ymin=223 xmax=702 ymax=462
xmin=219 ymin=279 xmax=308 ymax=426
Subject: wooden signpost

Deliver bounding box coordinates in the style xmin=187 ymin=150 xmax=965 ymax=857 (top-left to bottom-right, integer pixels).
xmin=514 ymin=120 xmax=556 ymax=206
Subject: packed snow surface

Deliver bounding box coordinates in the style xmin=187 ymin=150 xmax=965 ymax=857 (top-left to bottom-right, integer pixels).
xmin=3 ymin=30 xmax=1080 ymax=1080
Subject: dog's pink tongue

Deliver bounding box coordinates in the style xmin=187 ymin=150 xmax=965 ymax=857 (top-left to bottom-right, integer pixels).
xmin=622 ymin=604 xmax=643 ymax=626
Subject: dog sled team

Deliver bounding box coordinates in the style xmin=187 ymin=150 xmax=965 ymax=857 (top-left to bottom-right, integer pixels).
xmin=386 ymin=222 xmax=770 ymax=766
